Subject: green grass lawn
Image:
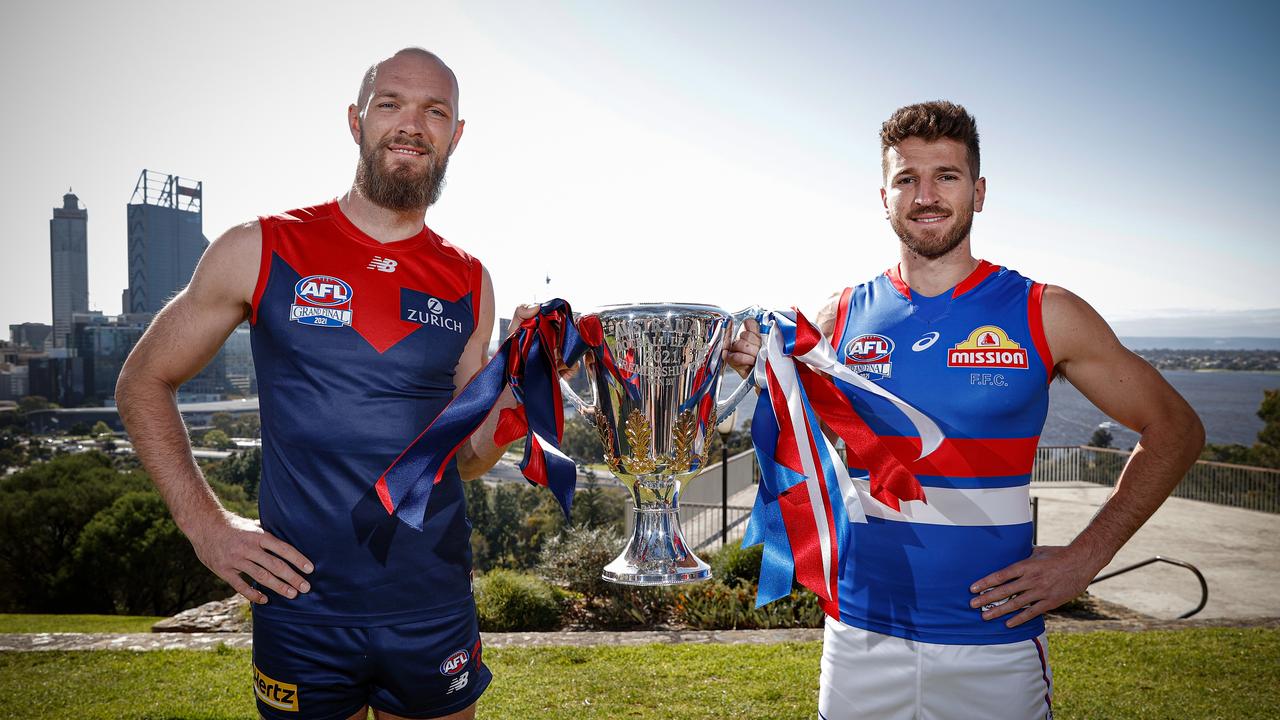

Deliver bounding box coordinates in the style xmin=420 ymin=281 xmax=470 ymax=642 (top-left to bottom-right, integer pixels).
xmin=0 ymin=614 xmax=163 ymax=634
xmin=0 ymin=628 xmax=1275 ymax=719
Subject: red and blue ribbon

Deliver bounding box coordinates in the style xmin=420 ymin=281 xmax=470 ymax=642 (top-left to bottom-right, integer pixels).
xmin=374 ymin=299 xmax=598 ymax=530
xmin=743 ymin=309 xmax=944 ymax=616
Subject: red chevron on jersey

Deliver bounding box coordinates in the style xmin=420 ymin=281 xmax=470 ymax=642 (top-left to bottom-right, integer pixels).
xmin=253 ymin=201 xmax=479 ymax=354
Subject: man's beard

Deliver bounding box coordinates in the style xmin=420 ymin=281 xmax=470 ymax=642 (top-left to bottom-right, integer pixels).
xmin=889 ymin=204 xmax=974 ymax=260
xmin=355 ymin=135 xmax=450 ymax=212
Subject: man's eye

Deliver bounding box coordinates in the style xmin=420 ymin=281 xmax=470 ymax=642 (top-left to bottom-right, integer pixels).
xmin=940 ymin=174 xmax=958 ymax=181
xmin=378 ymin=102 xmax=397 ymax=109
xmin=897 ymin=177 xmax=915 ymax=185
xmin=429 ymin=108 xmax=447 ymax=117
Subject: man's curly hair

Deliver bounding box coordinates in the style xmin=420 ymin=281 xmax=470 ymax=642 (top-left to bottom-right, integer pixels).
xmin=880 ymin=101 xmax=980 ymax=180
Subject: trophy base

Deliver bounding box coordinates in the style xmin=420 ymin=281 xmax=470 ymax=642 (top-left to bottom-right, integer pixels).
xmin=601 ymin=506 xmax=712 ymax=586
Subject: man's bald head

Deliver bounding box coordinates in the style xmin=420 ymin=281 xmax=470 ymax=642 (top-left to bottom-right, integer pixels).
xmin=355 ymin=47 xmax=460 ymax=116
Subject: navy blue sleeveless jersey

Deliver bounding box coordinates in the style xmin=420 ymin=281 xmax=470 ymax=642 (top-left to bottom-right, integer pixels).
xmin=831 ymin=260 xmax=1053 ymax=644
xmin=249 ymin=201 xmax=482 ymax=625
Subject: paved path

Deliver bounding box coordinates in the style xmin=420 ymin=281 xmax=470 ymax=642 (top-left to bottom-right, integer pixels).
xmin=692 ymin=481 xmax=1280 ymax=620
xmin=4 ymin=617 xmax=1276 ymax=652
xmin=1032 ymin=483 xmax=1280 ymax=619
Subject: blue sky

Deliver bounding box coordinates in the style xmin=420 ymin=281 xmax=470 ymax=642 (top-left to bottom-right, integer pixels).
xmin=1 ymin=0 xmax=1277 ymax=335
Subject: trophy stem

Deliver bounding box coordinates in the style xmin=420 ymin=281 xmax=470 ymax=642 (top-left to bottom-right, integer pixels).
xmin=602 ymin=498 xmax=712 ymax=586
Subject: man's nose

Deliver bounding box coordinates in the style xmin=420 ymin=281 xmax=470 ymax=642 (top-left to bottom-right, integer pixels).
xmin=914 ymin=178 xmax=939 ymax=205
xmin=396 ymin=111 xmax=426 ymax=138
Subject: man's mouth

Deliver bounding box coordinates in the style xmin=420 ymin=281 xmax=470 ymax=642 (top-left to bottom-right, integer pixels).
xmin=386 ymin=144 xmax=428 ymax=157
xmin=912 ymin=214 xmax=948 ymax=224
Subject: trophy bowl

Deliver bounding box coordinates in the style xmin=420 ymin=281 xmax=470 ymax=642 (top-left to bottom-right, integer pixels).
xmin=562 ymin=302 xmax=757 ymax=585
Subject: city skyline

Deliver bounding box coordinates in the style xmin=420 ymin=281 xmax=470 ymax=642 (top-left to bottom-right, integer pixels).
xmin=2 ymin=1 xmax=1278 ymax=337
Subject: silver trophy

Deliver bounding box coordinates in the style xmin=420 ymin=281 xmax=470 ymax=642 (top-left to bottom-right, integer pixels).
xmin=562 ymin=303 xmax=758 ymax=585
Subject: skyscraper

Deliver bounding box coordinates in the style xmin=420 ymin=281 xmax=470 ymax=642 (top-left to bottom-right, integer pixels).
xmin=126 ymin=170 xmax=209 ymax=315
xmin=50 ymin=191 xmax=88 ymax=348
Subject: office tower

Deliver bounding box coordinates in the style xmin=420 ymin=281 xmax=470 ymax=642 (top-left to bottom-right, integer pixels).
xmin=50 ymin=191 xmax=89 ymax=348
xmin=9 ymin=323 xmax=52 ymax=352
xmin=126 ymin=170 xmax=209 ymax=315
xmin=71 ymin=312 xmax=144 ymax=402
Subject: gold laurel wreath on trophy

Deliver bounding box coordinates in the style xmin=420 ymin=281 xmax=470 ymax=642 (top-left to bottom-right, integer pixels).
xmin=592 ymin=411 xmax=621 ymax=473
xmin=624 ymin=410 xmax=658 ymax=475
xmin=669 ymin=410 xmax=697 ymax=473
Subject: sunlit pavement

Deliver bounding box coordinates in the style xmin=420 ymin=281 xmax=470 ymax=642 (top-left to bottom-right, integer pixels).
xmin=1031 ymin=483 xmax=1280 ymax=620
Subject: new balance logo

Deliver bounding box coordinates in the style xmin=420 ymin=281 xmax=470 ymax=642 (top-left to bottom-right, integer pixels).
xmin=446 ymin=671 xmax=470 ymax=694
xmin=367 ymin=256 xmax=398 ymax=273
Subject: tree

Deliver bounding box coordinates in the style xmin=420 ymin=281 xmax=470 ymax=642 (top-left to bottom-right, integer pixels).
xmin=463 ymin=479 xmax=496 ymax=571
xmin=560 ymin=415 xmax=604 ymax=465
xmin=0 ymin=453 xmax=149 ymax=612
xmin=570 ymin=469 xmax=626 ymax=531
xmin=0 ymin=451 xmax=254 ymax=614
xmin=74 ymin=491 xmax=229 ymax=615
xmin=91 ymin=421 xmax=113 ymax=438
xmin=201 ymin=429 xmax=234 ymax=450
xmin=17 ymin=396 xmax=51 ymax=414
xmin=210 ymin=412 xmax=236 ymax=437
xmin=1087 ymin=426 xmax=1114 ymax=449
xmin=1201 ymin=389 xmax=1280 ymax=468
xmin=207 ymin=447 xmax=263 ymax=499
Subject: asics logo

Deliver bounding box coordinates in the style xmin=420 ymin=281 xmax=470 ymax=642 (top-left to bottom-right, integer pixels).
xmin=912 ymin=332 xmax=940 ymax=352
xmin=367 ymin=256 xmax=398 ymax=273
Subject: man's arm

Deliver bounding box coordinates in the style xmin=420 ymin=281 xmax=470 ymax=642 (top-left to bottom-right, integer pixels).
xmin=969 ymin=285 xmax=1204 ymax=627
xmin=115 ymin=222 xmax=312 ymax=605
xmin=452 ymin=267 xmax=538 ymax=479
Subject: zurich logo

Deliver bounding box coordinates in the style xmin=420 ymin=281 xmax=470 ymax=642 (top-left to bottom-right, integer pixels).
xmin=427 ymin=297 xmax=444 ymax=315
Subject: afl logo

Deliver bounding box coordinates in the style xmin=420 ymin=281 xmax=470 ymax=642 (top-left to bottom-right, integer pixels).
xmin=843 ymin=334 xmax=894 ymax=380
xmin=440 ymin=649 xmax=469 ymax=676
xmin=844 ymin=334 xmax=894 ymax=363
xmin=294 ymin=276 xmax=352 ymax=306
xmin=290 ymin=275 xmax=354 ymax=328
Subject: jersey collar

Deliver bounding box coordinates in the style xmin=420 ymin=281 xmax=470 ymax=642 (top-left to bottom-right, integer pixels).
xmin=885 ymin=259 xmax=1000 ymax=301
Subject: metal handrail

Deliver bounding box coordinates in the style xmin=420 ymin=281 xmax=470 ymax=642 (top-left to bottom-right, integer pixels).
xmin=1089 ymin=555 xmax=1209 ymax=619
xmin=691 ymin=511 xmax=754 ymax=552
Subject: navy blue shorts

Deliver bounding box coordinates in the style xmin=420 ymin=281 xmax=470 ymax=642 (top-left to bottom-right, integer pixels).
xmin=252 ymin=604 xmax=491 ymax=719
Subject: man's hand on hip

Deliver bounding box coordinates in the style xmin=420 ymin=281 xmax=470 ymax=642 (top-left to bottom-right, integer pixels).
xmin=188 ymin=510 xmax=314 ymax=605
xmin=968 ymin=544 xmax=1102 ymax=628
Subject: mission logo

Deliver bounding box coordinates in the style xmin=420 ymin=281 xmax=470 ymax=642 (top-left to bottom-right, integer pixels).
xmin=843 ymin=333 xmax=894 ymax=380
xmin=290 ymin=275 xmax=353 ymax=328
xmin=946 ymin=325 xmax=1028 ymax=369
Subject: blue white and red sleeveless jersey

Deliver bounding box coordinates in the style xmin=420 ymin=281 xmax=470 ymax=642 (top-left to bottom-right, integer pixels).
xmin=830 ymin=260 xmax=1053 ymax=645
xmin=249 ymin=200 xmax=482 ymax=625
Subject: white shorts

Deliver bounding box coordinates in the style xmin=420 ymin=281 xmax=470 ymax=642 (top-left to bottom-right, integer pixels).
xmin=819 ymin=617 xmax=1053 ymax=720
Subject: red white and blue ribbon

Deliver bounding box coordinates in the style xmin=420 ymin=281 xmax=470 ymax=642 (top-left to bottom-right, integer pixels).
xmin=743 ymin=309 xmax=944 ymax=616
xmin=374 ymin=299 xmax=599 ymax=530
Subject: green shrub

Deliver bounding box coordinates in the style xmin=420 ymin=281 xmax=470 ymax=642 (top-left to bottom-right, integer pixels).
xmin=672 ymin=581 xmax=824 ymax=630
xmin=537 ymin=525 xmax=674 ymax=629
xmin=538 ymin=524 xmax=624 ymax=597
xmin=709 ymin=542 xmax=763 ymax=587
xmin=474 ymin=570 xmax=565 ymax=632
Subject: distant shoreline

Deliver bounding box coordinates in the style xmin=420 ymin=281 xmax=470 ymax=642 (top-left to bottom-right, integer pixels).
xmin=1184 ymin=369 xmax=1280 ymax=375
xmin=1121 ymin=336 xmax=1280 ymax=351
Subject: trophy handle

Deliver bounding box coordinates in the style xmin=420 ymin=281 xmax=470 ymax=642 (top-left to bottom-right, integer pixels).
xmin=715 ymin=305 xmax=763 ymax=418
xmin=560 ymin=376 xmax=593 ymax=413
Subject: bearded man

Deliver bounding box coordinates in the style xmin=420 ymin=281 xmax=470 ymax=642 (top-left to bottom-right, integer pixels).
xmin=728 ymin=101 xmax=1203 ymax=719
xmin=118 ymin=48 xmax=531 ymax=720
